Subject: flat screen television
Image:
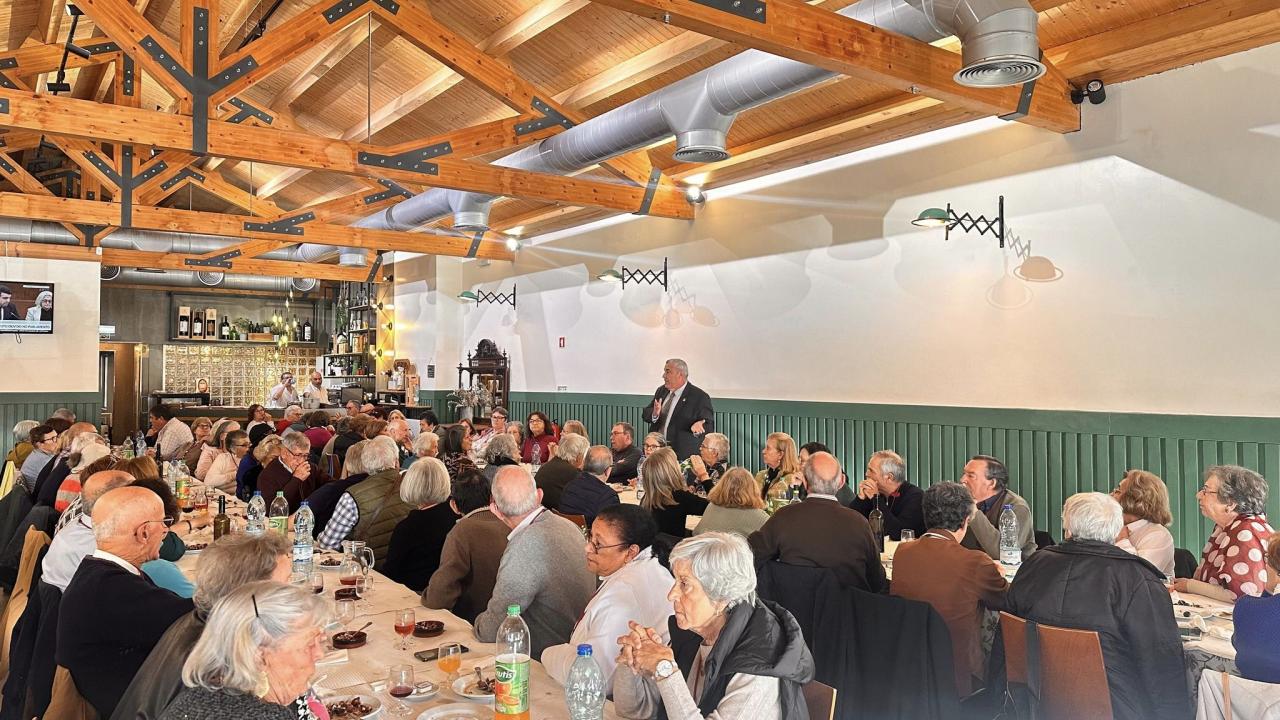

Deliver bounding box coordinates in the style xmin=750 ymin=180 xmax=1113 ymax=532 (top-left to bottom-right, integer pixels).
xmin=0 ymin=281 xmax=55 ymax=334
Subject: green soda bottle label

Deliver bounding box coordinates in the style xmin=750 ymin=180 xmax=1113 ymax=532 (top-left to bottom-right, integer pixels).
xmin=268 ymin=516 xmax=288 ymax=534
xmin=494 ymin=653 xmax=529 ymax=714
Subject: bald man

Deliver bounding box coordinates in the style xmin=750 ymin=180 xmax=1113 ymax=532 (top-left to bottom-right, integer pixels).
xmin=57 ymin=486 xmax=193 ymax=718
xmin=43 ymin=470 xmax=135 ymax=592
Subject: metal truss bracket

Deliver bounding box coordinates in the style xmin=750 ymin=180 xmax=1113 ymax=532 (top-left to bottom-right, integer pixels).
xmin=0 ymin=96 xmax=10 ymax=112
xmin=999 ymin=50 xmax=1042 ymax=122
xmin=120 ymin=54 xmax=136 ymax=96
xmin=225 ymin=97 xmax=273 ymax=125
xmin=357 ymin=142 xmax=450 ymax=176
xmin=514 ymin=97 xmax=575 ymax=135
xmin=160 ymin=167 xmax=206 ymax=191
xmin=0 ymin=58 xmax=14 ymax=70
xmin=0 ymin=73 xmax=16 ymax=90
xmin=74 ymin=224 xmax=107 ymax=247
xmin=366 ymin=252 xmax=384 ymax=283
xmin=323 ymin=0 xmax=401 ymax=24
xmin=244 ymin=211 xmax=316 ymax=236
xmin=363 ymin=178 xmax=413 ymax=204
xmin=0 ymin=154 xmax=15 ymax=174
xmin=184 ymin=249 xmax=240 ymax=268
xmin=693 ymin=0 xmax=766 ymax=22
xmin=634 ymin=167 xmax=662 ymax=216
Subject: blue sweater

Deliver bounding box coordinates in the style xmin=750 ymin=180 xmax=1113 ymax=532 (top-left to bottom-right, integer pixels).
xmin=1233 ymin=592 xmax=1280 ymax=683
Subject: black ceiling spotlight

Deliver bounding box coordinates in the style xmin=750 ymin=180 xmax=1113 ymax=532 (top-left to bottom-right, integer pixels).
xmin=1071 ymin=79 xmax=1106 ymax=105
xmin=65 ymin=42 xmax=92 ymax=60
xmin=48 ymin=3 xmax=87 ymax=94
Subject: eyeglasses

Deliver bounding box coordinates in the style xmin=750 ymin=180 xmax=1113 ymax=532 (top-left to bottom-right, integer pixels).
xmin=135 ymin=518 xmax=176 ymax=534
xmin=1198 ymin=485 xmax=1220 ymax=496
xmin=587 ymin=538 xmax=630 ymax=553
xmin=233 ymin=442 xmax=251 ymax=448
xmin=38 ymin=435 xmax=57 ymax=444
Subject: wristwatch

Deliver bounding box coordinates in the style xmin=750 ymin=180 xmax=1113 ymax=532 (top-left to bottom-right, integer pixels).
xmin=654 ymin=659 xmax=677 ymax=680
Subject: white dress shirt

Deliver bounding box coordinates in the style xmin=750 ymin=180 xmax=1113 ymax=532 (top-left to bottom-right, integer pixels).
xmin=43 ymin=515 xmax=96 ymax=591
xmin=1116 ymin=518 xmax=1176 ymax=577
xmin=542 ymin=548 xmax=675 ymax=686
xmin=268 ymin=383 xmax=300 ymax=408
xmin=507 ymin=507 xmax=545 ymax=541
xmin=302 ymin=382 xmax=328 ymax=403
xmin=92 ymin=548 xmax=142 ymax=576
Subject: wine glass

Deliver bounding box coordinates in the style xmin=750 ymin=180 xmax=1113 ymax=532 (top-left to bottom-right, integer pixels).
xmin=338 ymin=560 xmax=362 ymax=591
xmin=394 ymin=608 xmax=415 ymax=650
xmin=437 ymin=642 xmax=462 ymax=682
xmin=900 ymin=530 xmax=916 ymax=543
xmin=386 ymin=664 xmax=415 ymax=716
xmin=309 ymin=572 xmax=325 ymax=595
xmin=332 ymin=599 xmax=356 ymax=648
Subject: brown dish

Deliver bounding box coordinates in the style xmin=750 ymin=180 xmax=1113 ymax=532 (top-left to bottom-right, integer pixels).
xmin=318 ymin=556 xmax=342 ymax=567
xmin=413 ymin=620 xmax=445 ymax=638
xmin=334 ymin=588 xmax=358 ymax=601
xmin=331 ymin=630 xmax=367 ymax=649
xmin=325 ymin=696 xmax=373 ymax=718
xmin=185 ymin=542 xmax=208 ymax=551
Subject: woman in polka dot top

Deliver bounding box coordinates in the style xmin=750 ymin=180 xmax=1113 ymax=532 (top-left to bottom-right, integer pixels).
xmin=1187 ymin=465 xmax=1274 ymax=600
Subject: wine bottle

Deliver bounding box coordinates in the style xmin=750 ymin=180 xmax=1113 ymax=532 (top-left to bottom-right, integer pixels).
xmin=192 ymin=308 xmax=204 ymax=339
xmin=302 ymin=317 xmax=313 ymax=343
xmin=178 ymin=307 xmax=189 ymax=337
xmin=204 ymin=310 xmax=216 ymax=338
xmin=213 ymin=495 xmax=230 ymax=540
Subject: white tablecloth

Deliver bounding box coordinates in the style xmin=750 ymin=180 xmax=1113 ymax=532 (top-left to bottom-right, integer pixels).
xmin=177 ymin=490 xmax=614 ymax=719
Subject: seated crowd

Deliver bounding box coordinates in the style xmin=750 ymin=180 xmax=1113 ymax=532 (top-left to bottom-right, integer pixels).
xmin=2 ymin=395 xmax=1274 ymax=720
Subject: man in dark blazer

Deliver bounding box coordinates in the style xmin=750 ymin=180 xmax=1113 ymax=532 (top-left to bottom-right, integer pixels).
xmin=0 ymin=285 xmax=18 ymax=321
xmin=58 ymin=486 xmax=193 ymax=718
xmin=640 ymin=358 xmax=715 ymax=461
xmin=749 ymin=452 xmax=887 ymax=593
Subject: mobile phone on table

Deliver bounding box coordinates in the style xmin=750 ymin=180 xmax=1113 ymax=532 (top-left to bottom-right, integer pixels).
xmin=415 ymin=645 xmax=469 ymax=662
xmin=1178 ymin=626 xmax=1203 ymax=639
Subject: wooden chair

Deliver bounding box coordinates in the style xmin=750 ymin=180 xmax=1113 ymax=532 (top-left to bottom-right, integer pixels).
xmin=802 ymin=680 xmax=837 ymax=720
xmin=1000 ymin=612 xmax=1113 ymax=720
xmin=0 ymin=525 xmax=49 ymax=680
xmin=44 ymin=666 xmax=97 ymax=720
xmin=553 ymin=511 xmax=586 ymax=528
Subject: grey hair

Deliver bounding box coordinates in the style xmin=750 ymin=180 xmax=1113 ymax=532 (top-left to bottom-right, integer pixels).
xmin=1062 ymin=492 xmax=1124 ymax=543
xmin=872 ymin=450 xmax=906 ymax=484
xmin=643 ymin=432 xmax=668 ymax=450
xmin=1208 ymin=465 xmax=1269 ymax=516
xmin=280 ymin=431 xmax=310 ymax=454
xmin=492 ymin=465 xmax=538 ymax=517
xmin=802 ymin=452 xmax=843 ymax=495
xmin=344 ymin=440 xmax=368 ymax=476
xmin=12 ymin=420 xmax=37 ymax=444
xmin=51 ymin=408 xmax=76 ymax=422
xmin=193 ymin=534 xmax=291 ymax=613
xmin=669 ymin=532 xmax=756 ymax=608
xmin=703 ymin=432 xmax=729 ymax=462
xmin=413 ymin=431 xmax=440 ymax=457
xmin=554 ymin=433 xmax=589 ymax=463
xmin=665 ymin=358 xmax=689 ymax=376
xmin=922 ymin=482 xmax=975 ymax=532
xmin=69 ymin=431 xmax=106 ymax=456
xmin=482 ymin=432 xmax=519 ymax=464
xmin=401 ymin=457 xmax=451 ymax=506
xmin=181 ymin=581 xmax=327 ymax=694
xmin=583 ymin=445 xmax=613 ymax=476
xmin=285 ymin=404 xmax=302 ymax=417
xmin=363 ymin=436 xmax=400 ymax=472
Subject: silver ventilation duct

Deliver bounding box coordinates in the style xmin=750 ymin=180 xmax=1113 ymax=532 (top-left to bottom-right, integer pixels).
xmin=103 ymin=267 xmax=316 ymax=293
xmin=334 ymin=0 xmax=1044 ymax=235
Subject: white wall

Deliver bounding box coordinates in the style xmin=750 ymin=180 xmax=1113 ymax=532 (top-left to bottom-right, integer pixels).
xmin=397 ymin=42 xmax=1280 ymax=417
xmin=0 ymin=257 xmax=101 ymax=393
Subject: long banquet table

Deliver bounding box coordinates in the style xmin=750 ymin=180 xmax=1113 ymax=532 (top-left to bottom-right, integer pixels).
xmin=176 ymin=489 xmax=615 ymax=719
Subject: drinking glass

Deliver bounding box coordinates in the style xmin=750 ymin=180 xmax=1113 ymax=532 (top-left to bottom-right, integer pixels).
xmin=309 ymin=572 xmax=325 ymax=595
xmin=437 ymin=642 xmax=462 ymax=681
xmin=900 ymin=530 xmax=916 ymax=543
xmin=394 ymin=608 xmax=416 ymax=650
xmin=332 ymin=599 xmax=356 ymax=648
xmin=191 ymin=486 xmax=209 ymax=514
xmin=386 ymin=664 xmax=415 ymax=716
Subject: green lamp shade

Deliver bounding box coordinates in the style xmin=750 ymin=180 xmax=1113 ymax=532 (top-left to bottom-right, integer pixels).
xmin=912 ymin=207 xmax=951 ymax=228
xmin=597 ymin=269 xmax=624 ymax=282
xmin=457 ymin=290 xmax=479 ymax=301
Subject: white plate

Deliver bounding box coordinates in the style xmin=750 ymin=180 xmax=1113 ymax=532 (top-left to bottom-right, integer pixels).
xmin=324 ymin=694 xmax=383 ymax=719
xmin=316 ymin=557 xmax=345 ymax=571
xmin=403 ymin=682 xmax=440 ymax=703
xmin=451 ymin=677 xmax=495 ymax=703
xmin=416 ymin=703 xmax=490 ymax=720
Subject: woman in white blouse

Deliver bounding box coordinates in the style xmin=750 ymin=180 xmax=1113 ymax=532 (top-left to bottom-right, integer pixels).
xmin=205 ymin=429 xmax=250 ymax=494
xmin=542 ymin=504 xmax=673 ymax=686
xmin=1111 ymin=469 xmax=1176 ymax=577
xmin=612 ymin=532 xmax=814 ymax=720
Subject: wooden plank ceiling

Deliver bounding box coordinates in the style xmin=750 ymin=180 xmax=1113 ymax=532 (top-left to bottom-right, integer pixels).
xmin=0 ymin=0 xmax=1274 ymax=280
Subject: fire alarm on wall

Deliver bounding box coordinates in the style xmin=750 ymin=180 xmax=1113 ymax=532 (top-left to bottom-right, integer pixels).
xmin=558 ymin=337 xmax=566 ymax=348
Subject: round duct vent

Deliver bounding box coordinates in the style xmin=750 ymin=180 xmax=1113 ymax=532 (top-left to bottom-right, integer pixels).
xmin=452 ymin=210 xmax=490 ymax=234
xmin=292 ymin=278 xmax=319 ymax=293
xmin=100 ymin=266 xmax=122 ymax=281
xmin=955 ymin=57 xmax=1046 ymax=88
xmin=672 ymin=146 xmax=731 ymax=163
xmin=196 ymin=271 xmax=225 ymax=286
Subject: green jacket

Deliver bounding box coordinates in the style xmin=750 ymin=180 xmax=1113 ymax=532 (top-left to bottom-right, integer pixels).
xmin=348 ymin=467 xmax=412 ymax=570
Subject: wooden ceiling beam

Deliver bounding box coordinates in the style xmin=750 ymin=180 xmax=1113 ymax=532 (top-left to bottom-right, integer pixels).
xmin=0 ymin=89 xmax=691 ymax=217
xmin=1046 ymin=0 xmax=1280 ymax=85
xmin=102 ymin=246 xmax=377 ymax=281
xmin=277 ymin=186 xmax=404 ymax=224
xmin=0 ymin=150 xmax=105 ymax=244
xmin=268 ymin=19 xmax=378 ymax=109
xmin=192 ymin=237 xmax=289 ymax=260
xmin=0 ymin=192 xmax=517 ymax=260
xmin=218 ymin=0 xmax=262 ymax=54
xmin=585 ymin=0 xmax=1078 ymax=133
xmin=0 ymin=42 xmax=121 ymax=76
xmin=0 ymin=242 xmax=102 ymax=263
xmin=77 ymin=0 xmax=191 ymax=101
xmin=486 ymin=0 xmax=590 ymax=57
xmin=30 ymin=0 xmax=70 ymax=46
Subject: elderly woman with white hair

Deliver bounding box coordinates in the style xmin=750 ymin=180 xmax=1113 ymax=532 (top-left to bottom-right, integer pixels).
xmin=1002 ymin=492 xmax=1189 ymax=720
xmin=383 ymin=457 xmax=458 ymax=592
xmin=613 ymin=532 xmax=814 ymax=720
xmin=5 ymin=419 xmax=39 ymax=475
xmin=159 ymin=581 xmax=329 ymax=720
xmin=24 ymin=289 xmax=52 ymax=322
xmin=481 ymin=432 xmax=522 ymax=483
xmin=1173 ymin=464 xmax=1274 ymax=601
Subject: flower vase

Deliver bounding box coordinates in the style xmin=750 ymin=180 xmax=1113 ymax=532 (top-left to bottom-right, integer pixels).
xmin=458 ymin=406 xmax=474 ymax=423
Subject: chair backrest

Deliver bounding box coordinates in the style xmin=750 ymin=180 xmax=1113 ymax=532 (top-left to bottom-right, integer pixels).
xmin=1174 ymin=548 xmax=1197 ymax=579
xmin=1034 ymin=530 xmax=1056 ymax=549
xmin=1001 ymin=612 xmax=1113 ymax=720
xmin=0 ymin=525 xmax=50 ymax=677
xmin=802 ymin=680 xmax=837 ymax=720
xmin=999 ymin=612 xmax=1028 ymax=685
xmin=44 ymin=665 xmax=98 ymax=720
xmin=553 ymin=510 xmax=586 ymax=528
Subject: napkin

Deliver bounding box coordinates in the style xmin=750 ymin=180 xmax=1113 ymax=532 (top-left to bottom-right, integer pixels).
xmin=317 ymin=649 xmax=349 ymax=666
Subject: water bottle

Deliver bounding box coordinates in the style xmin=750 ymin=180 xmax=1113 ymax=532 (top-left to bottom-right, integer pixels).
xmin=268 ymin=491 xmax=290 ymax=534
xmin=564 ymin=644 xmax=605 ymax=720
xmin=246 ymin=491 xmax=267 ymax=537
xmin=495 ymin=605 xmax=531 ymax=720
xmin=292 ymin=501 xmax=314 ymax=575
xmin=134 ymin=431 xmax=147 ymax=459
xmin=531 ymin=441 xmax=542 ymax=475
xmin=999 ymin=504 xmax=1021 ymax=565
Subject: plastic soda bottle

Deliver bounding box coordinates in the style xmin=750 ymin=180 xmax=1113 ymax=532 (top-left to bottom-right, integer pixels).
xmin=495 ymin=604 xmax=531 ymax=720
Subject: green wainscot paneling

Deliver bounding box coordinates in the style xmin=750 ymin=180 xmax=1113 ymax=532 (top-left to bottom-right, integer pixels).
xmin=499 ymin=391 xmax=1280 ymax=556
xmin=0 ymin=393 xmax=102 ymax=460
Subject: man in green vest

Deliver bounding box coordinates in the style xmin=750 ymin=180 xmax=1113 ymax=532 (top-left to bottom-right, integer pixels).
xmin=315 ymin=436 xmax=412 ymax=569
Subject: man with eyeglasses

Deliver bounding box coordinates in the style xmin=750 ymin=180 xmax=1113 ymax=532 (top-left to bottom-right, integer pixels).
xmin=58 ymin=485 xmax=194 ymax=718
xmin=468 ymin=406 xmax=509 ymax=467
xmin=257 ymin=431 xmax=323 ymax=513
xmin=267 ymin=371 xmax=300 ymax=408
xmin=19 ymin=424 xmax=58 ymax=492
xmin=608 ymin=422 xmax=642 ymax=485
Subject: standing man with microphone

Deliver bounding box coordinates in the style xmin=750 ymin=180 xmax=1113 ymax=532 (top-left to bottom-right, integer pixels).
xmin=641 ymin=359 xmax=715 ymax=463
